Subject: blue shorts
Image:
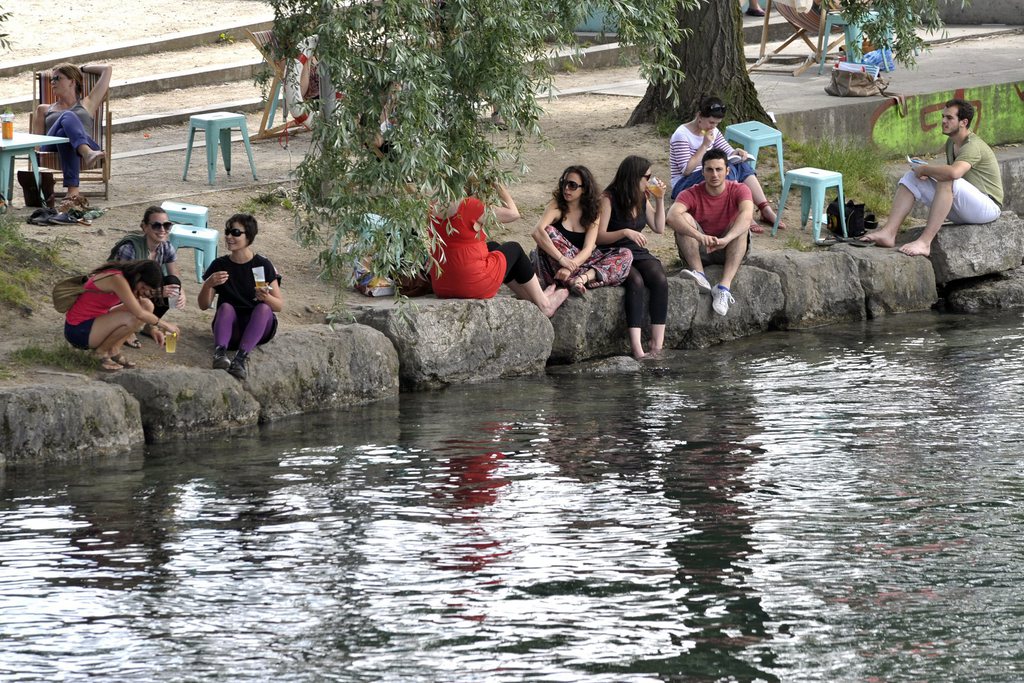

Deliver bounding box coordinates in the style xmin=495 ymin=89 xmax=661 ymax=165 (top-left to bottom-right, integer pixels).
xmin=671 ymin=160 xmax=757 ymax=200
xmin=64 ymin=319 xmax=95 ymax=350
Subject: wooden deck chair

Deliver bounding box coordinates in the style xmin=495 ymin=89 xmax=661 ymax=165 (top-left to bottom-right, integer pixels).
xmin=750 ymin=0 xmax=845 ymax=76
xmin=246 ymin=28 xmax=311 ymax=140
xmin=29 ymin=66 xmax=112 ymax=199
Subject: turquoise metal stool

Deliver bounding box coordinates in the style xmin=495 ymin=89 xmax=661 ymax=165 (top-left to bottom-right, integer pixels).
xmin=773 ymin=167 xmax=845 ymax=243
xmin=182 ymin=112 xmax=257 ymax=185
xmin=160 ymin=200 xmax=209 ymax=228
xmin=724 ymin=120 xmax=785 ymax=185
xmin=169 ymin=224 xmax=219 ymax=283
xmin=817 ymin=10 xmax=882 ymax=74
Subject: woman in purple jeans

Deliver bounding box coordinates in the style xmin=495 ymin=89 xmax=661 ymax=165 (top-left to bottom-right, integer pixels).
xmin=32 ymin=63 xmax=110 ymax=198
xmin=197 ymin=213 xmax=284 ymax=380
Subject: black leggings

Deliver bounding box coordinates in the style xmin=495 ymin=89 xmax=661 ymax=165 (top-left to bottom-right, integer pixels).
xmin=624 ymin=257 xmax=668 ymax=327
xmin=488 ymin=241 xmax=535 ymax=285
xmin=153 ymin=274 xmax=181 ymax=319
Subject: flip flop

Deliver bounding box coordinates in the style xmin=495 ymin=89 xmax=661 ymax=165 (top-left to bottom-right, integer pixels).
xmin=124 ymin=336 xmax=143 ymax=349
xmin=98 ymin=357 xmax=122 ymax=372
xmin=109 ymin=354 xmax=137 ymax=369
xmin=837 ymin=236 xmax=871 ymax=247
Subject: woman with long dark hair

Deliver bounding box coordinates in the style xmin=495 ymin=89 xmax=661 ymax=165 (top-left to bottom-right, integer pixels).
xmin=530 ymin=165 xmax=633 ymax=295
xmin=597 ymin=155 xmax=668 ymax=359
xmin=63 ymin=259 xmax=178 ymax=371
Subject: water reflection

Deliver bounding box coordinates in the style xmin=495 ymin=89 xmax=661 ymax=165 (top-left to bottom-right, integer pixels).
xmin=3 ymin=312 xmax=1024 ymax=681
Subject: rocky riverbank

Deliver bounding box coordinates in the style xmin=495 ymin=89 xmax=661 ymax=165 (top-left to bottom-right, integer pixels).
xmin=4 ymin=213 xmax=1022 ymax=468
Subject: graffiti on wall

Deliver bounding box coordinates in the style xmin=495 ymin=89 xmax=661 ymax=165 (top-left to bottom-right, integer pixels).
xmin=870 ymin=83 xmax=1024 ymax=155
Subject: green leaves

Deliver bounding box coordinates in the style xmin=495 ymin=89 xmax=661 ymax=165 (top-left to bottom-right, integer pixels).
xmin=270 ymin=0 xmax=685 ymax=293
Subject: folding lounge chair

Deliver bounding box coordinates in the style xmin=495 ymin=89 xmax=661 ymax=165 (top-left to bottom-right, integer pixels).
xmin=246 ymin=29 xmax=312 ymax=141
xmin=29 ymin=66 xmax=112 ymax=199
xmin=749 ymin=0 xmax=845 ymax=77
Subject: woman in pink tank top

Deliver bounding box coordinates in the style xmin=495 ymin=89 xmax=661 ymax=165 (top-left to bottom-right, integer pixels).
xmin=63 ymin=260 xmax=179 ymax=371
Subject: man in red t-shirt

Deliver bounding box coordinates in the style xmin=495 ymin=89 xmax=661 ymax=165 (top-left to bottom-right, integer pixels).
xmin=667 ymin=148 xmax=754 ymax=316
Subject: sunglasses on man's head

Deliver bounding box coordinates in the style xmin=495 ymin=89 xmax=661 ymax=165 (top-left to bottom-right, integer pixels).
xmin=149 ymin=221 xmax=173 ymax=231
xmin=562 ymin=180 xmax=584 ymax=191
xmin=225 ymin=228 xmax=245 ymax=237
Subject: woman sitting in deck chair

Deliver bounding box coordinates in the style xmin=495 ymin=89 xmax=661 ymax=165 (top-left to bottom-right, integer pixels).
xmin=33 ymin=63 xmax=111 ymax=199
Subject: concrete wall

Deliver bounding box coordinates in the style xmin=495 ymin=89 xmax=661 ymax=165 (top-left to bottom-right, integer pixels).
xmin=939 ymin=0 xmax=1023 ymax=25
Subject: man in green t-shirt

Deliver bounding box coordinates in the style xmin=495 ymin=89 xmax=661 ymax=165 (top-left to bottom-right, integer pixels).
xmin=861 ymin=98 xmax=1003 ymax=257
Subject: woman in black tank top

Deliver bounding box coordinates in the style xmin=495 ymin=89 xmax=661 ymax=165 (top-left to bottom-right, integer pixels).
xmin=531 ymin=165 xmax=633 ymax=296
xmin=597 ymin=155 xmax=669 ymax=359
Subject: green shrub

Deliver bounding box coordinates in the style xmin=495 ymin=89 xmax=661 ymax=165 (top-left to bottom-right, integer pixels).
xmin=0 ymin=214 xmax=65 ymax=310
xmin=785 ymin=139 xmax=895 ymax=216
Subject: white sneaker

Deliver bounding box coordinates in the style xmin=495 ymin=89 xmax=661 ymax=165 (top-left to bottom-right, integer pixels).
xmin=712 ymin=285 xmax=735 ymax=316
xmin=682 ymin=269 xmax=712 ymax=292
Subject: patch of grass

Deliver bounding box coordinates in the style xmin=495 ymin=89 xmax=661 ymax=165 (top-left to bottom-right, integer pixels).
xmin=783 ymin=234 xmax=815 ymax=252
xmin=785 ymin=139 xmax=895 ymax=216
xmin=10 ymin=344 xmax=100 ymax=372
xmin=655 ymin=114 xmax=682 ymax=138
xmin=238 ymin=188 xmax=296 ymax=215
xmin=0 ymin=214 xmax=66 ymax=310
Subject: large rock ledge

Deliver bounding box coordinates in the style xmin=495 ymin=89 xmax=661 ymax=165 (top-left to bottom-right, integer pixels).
xmin=921 ymin=212 xmax=1024 ymax=286
xmin=0 ymin=383 xmax=143 ymax=467
xmin=4 ymin=212 xmax=1023 ymax=467
xmin=1 ymin=324 xmax=399 ymax=464
xmin=354 ymin=297 xmax=553 ymax=388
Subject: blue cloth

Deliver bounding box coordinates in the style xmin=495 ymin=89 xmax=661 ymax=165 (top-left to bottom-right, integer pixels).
xmin=862 ymin=48 xmax=896 ymax=72
xmin=670 ymin=159 xmax=757 ymax=200
xmin=40 ymin=109 xmax=100 ymax=188
xmin=64 ymin=318 xmax=94 ymax=350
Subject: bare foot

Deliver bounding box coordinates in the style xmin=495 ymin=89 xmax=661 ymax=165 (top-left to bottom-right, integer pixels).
xmin=542 ymin=287 xmax=569 ymax=317
xmin=860 ymin=229 xmax=896 ymax=247
xmin=632 ymin=348 xmax=647 ymax=360
xmin=81 ymin=149 xmax=104 ymax=170
xmin=898 ymin=239 xmax=931 ymax=257
xmin=749 ymin=221 xmax=765 ymax=234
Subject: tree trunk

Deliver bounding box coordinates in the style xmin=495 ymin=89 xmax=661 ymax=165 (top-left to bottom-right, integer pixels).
xmin=627 ymin=0 xmax=768 ymax=127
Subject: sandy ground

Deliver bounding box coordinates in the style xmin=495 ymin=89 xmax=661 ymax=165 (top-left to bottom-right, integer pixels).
xmin=0 ymin=2 xmax=794 ymax=386
xmin=3 ymin=1 xmax=273 ymax=60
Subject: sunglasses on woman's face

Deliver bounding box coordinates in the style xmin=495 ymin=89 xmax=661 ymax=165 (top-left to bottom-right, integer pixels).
xmin=49 ymin=75 xmax=61 ymax=84
xmin=642 ymin=173 xmax=653 ymax=180
xmin=148 ymin=221 xmax=173 ymax=231
xmin=562 ymin=180 xmax=584 ymax=191
xmin=225 ymin=228 xmax=245 ymax=237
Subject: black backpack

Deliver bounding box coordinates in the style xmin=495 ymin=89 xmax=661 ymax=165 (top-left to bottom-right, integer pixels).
xmin=827 ymin=199 xmax=868 ymax=238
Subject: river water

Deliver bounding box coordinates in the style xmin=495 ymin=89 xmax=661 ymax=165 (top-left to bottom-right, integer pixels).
xmin=2 ymin=311 xmax=1024 ymax=682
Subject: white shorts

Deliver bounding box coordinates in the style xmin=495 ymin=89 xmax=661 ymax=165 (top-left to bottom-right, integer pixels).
xmin=898 ymin=171 xmax=1001 ymax=224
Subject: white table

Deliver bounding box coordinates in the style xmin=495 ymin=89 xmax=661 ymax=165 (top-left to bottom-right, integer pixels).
xmin=0 ymin=132 xmax=69 ymax=208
